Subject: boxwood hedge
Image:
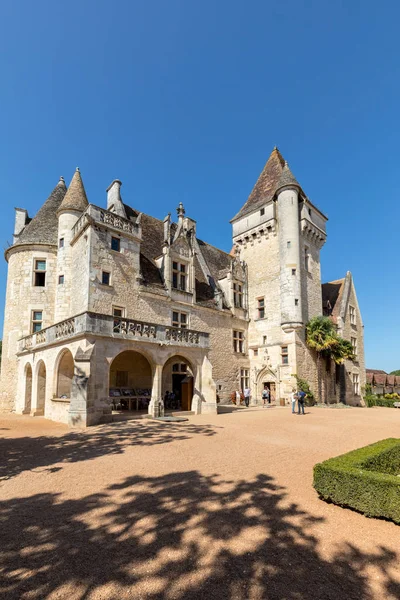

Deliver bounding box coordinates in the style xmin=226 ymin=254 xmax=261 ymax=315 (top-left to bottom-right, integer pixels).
xmin=313 ymin=438 xmax=400 ymax=524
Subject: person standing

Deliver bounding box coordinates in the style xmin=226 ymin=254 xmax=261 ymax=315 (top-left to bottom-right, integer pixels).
xmin=262 ymin=386 xmax=270 ymax=407
xmin=291 ymin=389 xmax=298 ymax=414
xmin=244 ymin=387 xmax=251 ymax=407
xmin=297 ymin=389 xmax=306 ymax=415
xmin=235 ymin=389 xmax=241 ymax=406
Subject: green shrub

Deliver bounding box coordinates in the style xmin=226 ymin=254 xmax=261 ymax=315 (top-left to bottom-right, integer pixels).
xmin=365 ymin=394 xmax=398 ymax=408
xmin=313 ymin=438 xmax=400 ymax=523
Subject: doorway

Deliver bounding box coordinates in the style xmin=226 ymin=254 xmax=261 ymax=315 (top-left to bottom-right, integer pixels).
xmin=162 ymin=357 xmax=194 ymax=411
xmin=263 ymin=382 xmax=276 ymax=402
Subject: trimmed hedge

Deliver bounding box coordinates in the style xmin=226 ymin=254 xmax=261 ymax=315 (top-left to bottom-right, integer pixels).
xmin=313 ymin=438 xmax=400 ymax=523
xmin=365 ymin=395 xmax=399 ymax=408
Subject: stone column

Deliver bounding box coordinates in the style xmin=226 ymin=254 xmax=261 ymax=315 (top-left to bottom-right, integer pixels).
xmin=68 ymin=345 xmax=94 ymax=428
xmin=148 ymin=364 xmax=164 ymax=418
xmin=197 ymin=356 xmax=218 ymax=415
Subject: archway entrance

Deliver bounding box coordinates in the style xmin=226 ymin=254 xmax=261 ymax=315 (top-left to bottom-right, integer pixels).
xmin=257 ymin=368 xmax=278 ymax=404
xmin=109 ymin=350 xmax=153 ymax=411
xmin=56 ymin=350 xmax=74 ymax=399
xmin=36 ymin=361 xmax=46 ymax=415
xmin=24 ymin=364 xmax=33 ymax=413
xmin=162 ymin=356 xmax=194 ymax=411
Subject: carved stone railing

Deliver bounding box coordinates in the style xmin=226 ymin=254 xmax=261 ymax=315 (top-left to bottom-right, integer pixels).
xmin=71 ymin=205 xmax=141 ymax=243
xmin=18 ymin=312 xmax=209 ymax=352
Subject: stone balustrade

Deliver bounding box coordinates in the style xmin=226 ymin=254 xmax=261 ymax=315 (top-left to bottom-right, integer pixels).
xmin=18 ymin=313 xmax=209 ymax=352
xmin=71 ymin=204 xmax=140 ymax=242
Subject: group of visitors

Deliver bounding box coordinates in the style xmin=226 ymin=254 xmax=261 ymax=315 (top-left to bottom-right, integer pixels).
xmin=234 ymin=385 xmax=307 ymax=414
xmin=291 ymin=388 xmax=307 ymax=414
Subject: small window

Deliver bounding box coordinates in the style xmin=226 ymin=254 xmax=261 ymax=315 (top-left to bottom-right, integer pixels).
xmin=111 ymin=237 xmax=121 ymax=252
xmin=102 ymin=271 xmax=111 ymax=285
xmin=240 ymin=368 xmax=250 ymax=392
xmin=32 ymin=310 xmax=43 ymax=333
xmin=172 ymin=363 xmax=187 ymax=373
xmin=263 ymin=335 xmax=267 ymax=345
xmin=253 ymin=348 xmax=258 ymax=356
xmin=113 ymin=306 xmax=124 ymax=318
xmin=281 ymin=346 xmax=289 ymax=365
xmin=260 ymin=208 xmax=265 ymax=216
xmin=233 ymin=282 xmax=243 ymax=308
xmin=308 ymin=207 xmax=312 ymax=217
xmin=59 ymin=238 xmax=64 ymax=249
xmin=172 ymin=311 xmax=188 ymax=329
xmin=287 ymin=241 xmax=291 ymax=248
xmin=58 ymin=275 xmax=65 ymax=285
xmin=349 ymin=306 xmax=356 ymax=325
xmin=295 ymin=299 xmax=299 ymax=306
xmin=172 ymin=261 xmax=187 ymax=291
xmin=257 ymin=298 xmax=265 ymax=319
xmin=233 ymin=330 xmax=244 ymax=353
xmin=34 ymin=259 xmax=46 ymax=287
xmin=351 ymin=337 xmax=357 ymax=358
xmin=305 ymin=248 xmax=310 ymax=272
xmin=292 ymin=268 xmax=296 ymax=276
xmin=353 ymin=373 xmax=360 ymax=395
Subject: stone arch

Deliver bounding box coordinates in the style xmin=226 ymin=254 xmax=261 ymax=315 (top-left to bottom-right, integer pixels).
xmin=109 ymin=350 xmax=154 ymax=411
xmin=24 ymin=363 xmax=33 ymax=413
xmin=256 ymin=366 xmax=278 ymax=403
xmin=36 ymin=360 xmax=46 ymax=415
xmin=162 ymin=354 xmax=195 ymax=411
xmin=55 ymin=349 xmax=74 ymax=399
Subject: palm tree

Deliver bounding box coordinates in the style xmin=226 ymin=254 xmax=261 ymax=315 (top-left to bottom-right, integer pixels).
xmin=306 ymin=316 xmax=339 ymax=403
xmin=330 ymin=338 xmax=355 ymax=365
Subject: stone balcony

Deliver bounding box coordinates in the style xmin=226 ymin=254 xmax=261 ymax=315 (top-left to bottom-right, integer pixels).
xmin=18 ymin=312 xmax=210 ymax=353
xmin=71 ymin=204 xmax=141 ymax=243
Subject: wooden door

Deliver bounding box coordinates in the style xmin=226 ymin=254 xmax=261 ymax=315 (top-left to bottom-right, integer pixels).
xmin=181 ymin=377 xmax=194 ymax=411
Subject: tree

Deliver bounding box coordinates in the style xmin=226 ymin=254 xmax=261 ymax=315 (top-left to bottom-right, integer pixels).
xmin=306 ymin=316 xmax=355 ymax=404
xmin=390 ymin=370 xmax=400 ymax=376
xmin=306 ymin=316 xmax=338 ymax=403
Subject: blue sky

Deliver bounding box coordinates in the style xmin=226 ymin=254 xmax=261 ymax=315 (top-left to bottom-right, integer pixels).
xmin=0 ymin=0 xmax=399 ymax=371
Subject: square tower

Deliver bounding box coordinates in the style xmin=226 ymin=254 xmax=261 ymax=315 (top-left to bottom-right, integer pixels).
xmin=231 ymin=148 xmax=327 ymax=402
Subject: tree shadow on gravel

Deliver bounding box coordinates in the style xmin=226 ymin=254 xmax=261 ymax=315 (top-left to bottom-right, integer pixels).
xmin=0 ymin=420 xmax=218 ymax=481
xmin=0 ymin=470 xmax=398 ymax=600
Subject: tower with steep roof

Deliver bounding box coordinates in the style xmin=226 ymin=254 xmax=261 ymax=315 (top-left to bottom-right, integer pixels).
xmin=0 ymin=177 xmax=67 ymax=413
xmin=55 ymin=168 xmax=89 ymax=322
xmin=231 ymin=148 xmax=327 ymax=401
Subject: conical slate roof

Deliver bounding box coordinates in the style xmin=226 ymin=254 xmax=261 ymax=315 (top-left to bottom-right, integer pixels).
xmin=232 ymin=147 xmax=286 ymax=221
xmin=275 ymin=161 xmax=300 ymax=192
xmin=15 ymin=177 xmax=67 ymax=246
xmin=57 ymin=168 xmax=88 ymax=214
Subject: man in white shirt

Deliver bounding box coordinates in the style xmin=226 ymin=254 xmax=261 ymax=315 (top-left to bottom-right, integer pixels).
xmin=291 ymin=389 xmax=298 ymax=414
xmin=244 ymin=387 xmax=251 ymax=407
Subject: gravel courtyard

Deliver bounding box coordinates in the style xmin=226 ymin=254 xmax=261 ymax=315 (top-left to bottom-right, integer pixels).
xmin=1 ymin=406 xmax=399 ymax=600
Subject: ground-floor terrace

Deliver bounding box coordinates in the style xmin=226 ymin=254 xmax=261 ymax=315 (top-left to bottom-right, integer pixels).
xmin=14 ymin=312 xmax=217 ymax=427
xmin=1 ymin=407 xmax=399 ymax=599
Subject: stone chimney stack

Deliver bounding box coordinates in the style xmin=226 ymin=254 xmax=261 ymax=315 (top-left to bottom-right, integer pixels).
xmin=106 ymin=180 xmax=126 ymax=218
xmin=13 ymin=208 xmax=29 ymax=243
xmin=163 ymin=213 xmax=171 ymax=244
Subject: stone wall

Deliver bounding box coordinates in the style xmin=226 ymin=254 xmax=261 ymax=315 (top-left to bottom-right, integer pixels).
xmin=0 ymin=245 xmax=57 ymax=411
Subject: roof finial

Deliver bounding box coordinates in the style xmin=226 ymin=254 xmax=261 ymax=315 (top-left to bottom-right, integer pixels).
xmin=59 ymin=176 xmax=65 ymax=182
xmin=177 ymin=202 xmax=185 ymax=219
xmin=76 ymin=167 xmax=80 ymax=172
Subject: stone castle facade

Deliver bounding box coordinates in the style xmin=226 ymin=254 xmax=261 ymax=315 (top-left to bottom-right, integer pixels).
xmin=0 ymin=148 xmax=365 ymax=427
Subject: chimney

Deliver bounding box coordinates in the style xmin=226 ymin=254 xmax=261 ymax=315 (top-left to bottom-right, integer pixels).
xmin=106 ymin=180 xmax=126 ymax=218
xmin=13 ymin=208 xmax=29 ymax=243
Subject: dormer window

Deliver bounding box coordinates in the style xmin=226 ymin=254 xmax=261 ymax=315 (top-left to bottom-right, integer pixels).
xmin=172 ymin=261 xmax=187 ymax=291
xmin=233 ymin=282 xmax=243 ymax=308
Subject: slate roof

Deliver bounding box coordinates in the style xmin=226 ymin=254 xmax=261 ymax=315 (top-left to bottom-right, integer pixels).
xmin=321 ymin=279 xmax=345 ymax=320
xmin=15 ymin=177 xmax=67 ymax=246
xmin=123 ymin=203 xmax=232 ymax=306
xmin=232 ymin=147 xmax=285 ymax=221
xmin=58 ymin=168 xmax=88 ymax=214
